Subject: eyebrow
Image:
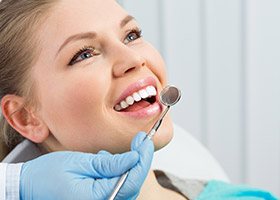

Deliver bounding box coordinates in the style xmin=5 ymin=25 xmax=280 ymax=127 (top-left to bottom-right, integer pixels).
xmin=56 ymin=15 xmax=135 ymax=57
xmin=120 ymin=15 xmax=134 ymax=28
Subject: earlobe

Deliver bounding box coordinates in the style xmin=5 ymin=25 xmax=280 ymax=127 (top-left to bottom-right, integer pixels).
xmin=1 ymin=95 xmax=49 ymax=144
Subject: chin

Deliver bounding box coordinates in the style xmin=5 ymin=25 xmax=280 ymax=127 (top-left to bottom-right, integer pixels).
xmin=152 ymin=116 xmax=174 ymax=151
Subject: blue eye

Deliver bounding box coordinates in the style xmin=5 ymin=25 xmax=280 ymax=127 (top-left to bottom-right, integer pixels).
xmin=124 ymin=29 xmax=142 ymax=44
xmin=69 ymin=46 xmax=97 ymax=66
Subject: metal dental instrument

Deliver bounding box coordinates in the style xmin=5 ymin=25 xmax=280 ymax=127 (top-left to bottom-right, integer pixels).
xmin=146 ymin=85 xmax=181 ymax=140
xmin=108 ymin=85 xmax=181 ymax=200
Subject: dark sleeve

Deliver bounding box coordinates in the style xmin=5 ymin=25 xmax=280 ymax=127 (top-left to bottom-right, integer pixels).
xmin=154 ymin=170 xmax=207 ymax=200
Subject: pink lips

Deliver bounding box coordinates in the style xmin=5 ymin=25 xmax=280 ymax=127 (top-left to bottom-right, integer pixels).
xmin=122 ymin=101 xmax=162 ymax=118
xmin=114 ymin=76 xmax=162 ymax=118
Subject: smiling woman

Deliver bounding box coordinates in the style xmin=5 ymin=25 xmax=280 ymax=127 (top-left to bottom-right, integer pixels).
xmin=0 ymin=0 xmax=278 ymax=200
xmin=0 ymin=0 xmax=177 ymax=199
xmin=1 ymin=0 xmax=173 ymax=155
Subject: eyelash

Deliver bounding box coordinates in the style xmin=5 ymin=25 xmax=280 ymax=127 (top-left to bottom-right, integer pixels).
xmin=68 ymin=28 xmax=143 ymax=66
xmin=68 ymin=46 xmax=96 ymax=66
xmin=124 ymin=28 xmax=142 ymax=44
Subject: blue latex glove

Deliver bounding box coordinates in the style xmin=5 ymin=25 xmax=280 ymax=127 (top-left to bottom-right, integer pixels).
xmin=20 ymin=132 xmax=154 ymax=200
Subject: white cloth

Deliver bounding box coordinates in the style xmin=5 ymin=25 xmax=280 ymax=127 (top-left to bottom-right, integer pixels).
xmin=0 ymin=163 xmax=23 ymax=200
xmin=0 ymin=163 xmax=7 ymax=200
xmin=1 ymin=139 xmax=42 ymax=200
xmin=6 ymin=163 xmax=23 ymax=200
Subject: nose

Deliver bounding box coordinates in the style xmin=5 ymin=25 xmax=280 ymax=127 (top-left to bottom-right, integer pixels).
xmin=110 ymin=42 xmax=146 ymax=77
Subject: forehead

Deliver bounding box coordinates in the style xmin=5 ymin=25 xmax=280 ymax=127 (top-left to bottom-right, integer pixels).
xmin=36 ymin=0 xmax=128 ymax=61
xmin=49 ymin=0 xmax=127 ymax=32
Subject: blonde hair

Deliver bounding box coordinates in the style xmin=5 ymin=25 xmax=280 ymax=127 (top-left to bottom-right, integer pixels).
xmin=0 ymin=0 xmax=56 ymax=159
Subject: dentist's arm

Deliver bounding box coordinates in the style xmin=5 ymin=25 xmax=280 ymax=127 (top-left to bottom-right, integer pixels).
xmin=0 ymin=162 xmax=23 ymax=200
xmin=19 ymin=132 xmax=154 ymax=200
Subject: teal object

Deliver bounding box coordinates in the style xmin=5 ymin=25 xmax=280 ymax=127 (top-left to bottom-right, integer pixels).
xmin=196 ymin=180 xmax=278 ymax=200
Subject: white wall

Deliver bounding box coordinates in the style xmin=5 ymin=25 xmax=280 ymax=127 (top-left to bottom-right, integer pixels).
xmin=121 ymin=0 xmax=280 ymax=196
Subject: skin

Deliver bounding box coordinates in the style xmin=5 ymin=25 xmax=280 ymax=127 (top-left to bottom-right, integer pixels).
xmin=29 ymin=0 xmax=173 ymax=154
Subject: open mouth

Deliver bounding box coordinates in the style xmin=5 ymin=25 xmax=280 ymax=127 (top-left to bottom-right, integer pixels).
xmin=114 ymin=86 xmax=157 ymax=112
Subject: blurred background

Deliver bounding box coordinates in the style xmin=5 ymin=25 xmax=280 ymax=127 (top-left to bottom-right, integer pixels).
xmin=119 ymin=0 xmax=280 ymax=196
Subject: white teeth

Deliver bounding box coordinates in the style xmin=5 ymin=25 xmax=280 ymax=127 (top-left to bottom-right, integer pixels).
xmin=132 ymin=92 xmax=141 ymax=102
xmin=146 ymin=86 xmax=157 ymax=96
xmin=139 ymin=89 xmax=149 ymax=99
xmin=114 ymin=104 xmax=122 ymax=111
xmin=114 ymin=85 xmax=157 ymax=111
xmin=120 ymin=101 xmax=129 ymax=109
xmin=126 ymin=96 xmax=134 ymax=105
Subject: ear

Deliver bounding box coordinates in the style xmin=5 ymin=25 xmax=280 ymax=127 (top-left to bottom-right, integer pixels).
xmin=1 ymin=94 xmax=49 ymax=143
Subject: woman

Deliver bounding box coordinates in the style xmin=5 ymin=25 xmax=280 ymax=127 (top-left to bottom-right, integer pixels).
xmin=0 ymin=0 xmax=277 ymax=199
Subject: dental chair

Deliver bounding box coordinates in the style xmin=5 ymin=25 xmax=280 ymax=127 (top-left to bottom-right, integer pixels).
xmin=152 ymin=123 xmax=229 ymax=182
xmin=1 ymin=123 xmax=229 ymax=182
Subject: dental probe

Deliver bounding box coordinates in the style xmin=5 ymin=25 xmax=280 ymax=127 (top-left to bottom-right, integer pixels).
xmin=108 ymin=85 xmax=181 ymax=200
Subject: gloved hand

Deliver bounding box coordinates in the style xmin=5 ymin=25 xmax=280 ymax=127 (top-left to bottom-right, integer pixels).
xmin=20 ymin=132 xmax=154 ymax=200
xmin=111 ymin=131 xmax=154 ymax=200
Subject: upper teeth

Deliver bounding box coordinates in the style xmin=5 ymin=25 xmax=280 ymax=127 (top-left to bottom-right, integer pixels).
xmin=114 ymin=86 xmax=157 ymax=111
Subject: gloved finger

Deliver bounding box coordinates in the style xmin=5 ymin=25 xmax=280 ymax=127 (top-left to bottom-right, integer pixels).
xmin=94 ymin=176 xmax=139 ymax=200
xmin=97 ymin=150 xmax=112 ymax=155
xmin=115 ymin=132 xmax=154 ymax=199
xmin=65 ymin=178 xmax=111 ymax=200
xmin=74 ymin=176 xmax=137 ymax=200
xmin=83 ymin=151 xmax=139 ymax=179
xmin=93 ymin=177 xmax=123 ymax=200
xmin=131 ymin=134 xmax=154 ymax=172
xmin=130 ymin=131 xmax=147 ymax=151
xmin=131 ymin=131 xmax=154 ymax=169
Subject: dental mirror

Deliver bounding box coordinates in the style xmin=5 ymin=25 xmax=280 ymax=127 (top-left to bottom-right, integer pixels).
xmin=147 ymin=85 xmax=181 ymax=139
xmin=160 ymin=85 xmax=181 ymax=106
xmin=109 ymin=85 xmax=181 ymax=200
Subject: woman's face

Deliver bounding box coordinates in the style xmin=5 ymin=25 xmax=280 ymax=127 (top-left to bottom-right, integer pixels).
xmin=32 ymin=0 xmax=173 ymax=153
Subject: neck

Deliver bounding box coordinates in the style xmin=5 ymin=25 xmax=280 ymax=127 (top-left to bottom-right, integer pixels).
xmin=137 ymin=170 xmax=186 ymax=200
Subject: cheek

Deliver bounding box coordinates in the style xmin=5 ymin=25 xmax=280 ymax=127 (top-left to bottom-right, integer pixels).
xmin=142 ymin=43 xmax=167 ymax=86
xmin=153 ymin=114 xmax=174 ymax=151
xmin=60 ymin=83 xmax=102 ymax=121
xmin=47 ymin=77 xmax=104 ymax=119
xmin=38 ymin=71 xmax=110 ymax=150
